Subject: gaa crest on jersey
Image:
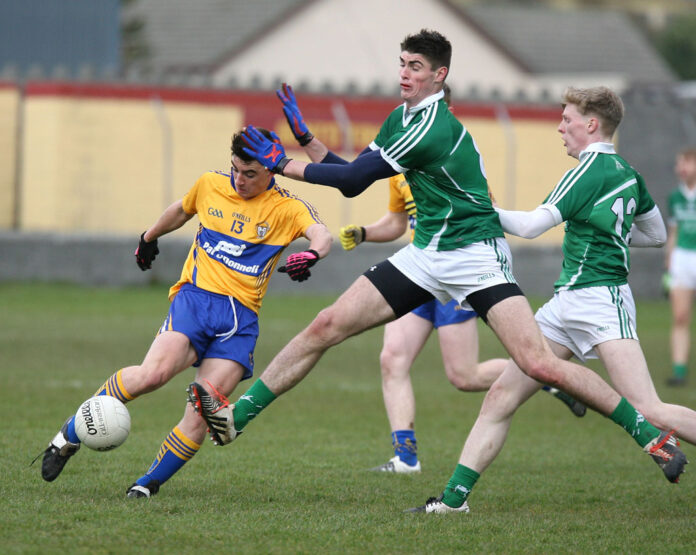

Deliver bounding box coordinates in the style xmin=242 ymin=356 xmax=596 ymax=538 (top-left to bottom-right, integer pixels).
xmin=256 ymin=221 xmax=270 ymax=239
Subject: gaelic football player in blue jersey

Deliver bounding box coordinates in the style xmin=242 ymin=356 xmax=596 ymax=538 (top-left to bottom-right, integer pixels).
xmin=38 ymin=129 xmax=332 ymax=498
xmin=190 ymin=30 xmax=686 ymax=504
xmin=665 ymin=148 xmax=696 ymax=386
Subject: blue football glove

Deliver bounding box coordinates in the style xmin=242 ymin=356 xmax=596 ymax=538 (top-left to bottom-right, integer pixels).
xmin=276 ymin=83 xmax=314 ymax=146
xmin=241 ymin=126 xmax=291 ymax=174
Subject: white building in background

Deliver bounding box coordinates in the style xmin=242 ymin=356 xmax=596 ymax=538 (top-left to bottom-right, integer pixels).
xmin=125 ymin=0 xmax=675 ymax=100
xmin=210 ymin=0 xmax=536 ymax=97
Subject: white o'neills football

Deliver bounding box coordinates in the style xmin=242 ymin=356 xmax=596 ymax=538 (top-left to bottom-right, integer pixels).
xmin=74 ymin=396 xmax=131 ymax=451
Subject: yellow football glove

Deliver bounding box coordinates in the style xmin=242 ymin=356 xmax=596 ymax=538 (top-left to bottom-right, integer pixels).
xmin=404 ymin=196 xmax=417 ymax=217
xmin=339 ymin=225 xmax=365 ymax=251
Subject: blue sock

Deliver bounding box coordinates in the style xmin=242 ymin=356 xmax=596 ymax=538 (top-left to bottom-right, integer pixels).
xmin=135 ymin=427 xmax=200 ymax=487
xmin=392 ymin=430 xmax=417 ymax=466
xmin=66 ymin=416 xmax=80 ymax=443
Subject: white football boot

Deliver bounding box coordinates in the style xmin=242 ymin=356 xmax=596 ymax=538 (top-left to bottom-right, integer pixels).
xmin=369 ymin=456 xmax=421 ymax=473
xmin=406 ymin=494 xmax=470 ymax=514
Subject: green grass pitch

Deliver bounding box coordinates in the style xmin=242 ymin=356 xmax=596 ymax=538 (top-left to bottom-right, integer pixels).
xmin=2 ymin=283 xmax=695 ymax=553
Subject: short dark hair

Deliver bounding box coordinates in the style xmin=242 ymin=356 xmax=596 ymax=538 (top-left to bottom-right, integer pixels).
xmin=400 ymin=29 xmax=451 ymax=72
xmin=231 ymin=127 xmax=273 ymax=163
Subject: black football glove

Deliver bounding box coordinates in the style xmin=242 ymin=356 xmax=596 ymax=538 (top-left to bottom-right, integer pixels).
xmin=278 ymin=249 xmax=319 ymax=282
xmin=135 ymin=232 xmax=159 ymax=271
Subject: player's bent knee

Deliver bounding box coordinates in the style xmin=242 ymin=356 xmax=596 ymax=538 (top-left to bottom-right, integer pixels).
xmin=305 ymin=306 xmax=351 ymax=346
xmin=446 ymin=373 xmax=479 ymax=392
xmin=674 ymin=313 xmax=691 ymax=327
xmin=443 ymin=363 xmax=481 ymax=391
xmin=379 ymin=349 xmax=411 ymax=379
xmin=479 ymin=380 xmax=519 ymax=418
xmin=513 ymin=356 xmax=560 ymax=388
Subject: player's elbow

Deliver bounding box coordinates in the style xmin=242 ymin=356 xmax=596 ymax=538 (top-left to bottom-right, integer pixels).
xmin=517 ymin=223 xmax=544 ymax=239
xmin=340 ymin=186 xmax=365 ymax=199
xmin=653 ymin=233 xmax=667 ymax=248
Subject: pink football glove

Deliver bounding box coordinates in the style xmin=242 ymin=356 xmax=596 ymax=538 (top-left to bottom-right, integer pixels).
xmin=278 ymin=249 xmax=320 ymax=282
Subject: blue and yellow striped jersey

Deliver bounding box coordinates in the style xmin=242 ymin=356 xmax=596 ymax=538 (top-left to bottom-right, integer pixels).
xmin=169 ymin=171 xmax=323 ymax=312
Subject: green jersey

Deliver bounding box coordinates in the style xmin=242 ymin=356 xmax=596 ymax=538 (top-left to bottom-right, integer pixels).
xmin=667 ymin=184 xmax=696 ymax=251
xmin=370 ymin=92 xmax=503 ymax=251
xmin=542 ymin=143 xmax=656 ymax=291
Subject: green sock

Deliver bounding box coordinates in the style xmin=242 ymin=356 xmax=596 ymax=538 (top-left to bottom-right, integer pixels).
xmin=609 ymin=397 xmax=659 ymax=448
xmin=232 ymin=379 xmax=277 ymax=431
xmin=441 ymin=464 xmax=479 ymax=508
xmin=672 ymin=363 xmax=687 ymax=379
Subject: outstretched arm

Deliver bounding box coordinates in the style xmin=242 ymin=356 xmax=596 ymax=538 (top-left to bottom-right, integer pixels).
xmin=363 ymin=211 xmax=409 ymax=243
xmin=340 ymin=210 xmax=409 ymax=251
xmin=242 ymin=125 xmax=396 ymax=197
xmin=494 ymin=205 xmax=561 ymax=239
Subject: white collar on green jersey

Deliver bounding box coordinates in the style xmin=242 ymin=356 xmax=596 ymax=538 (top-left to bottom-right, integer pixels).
xmin=579 ymin=141 xmax=616 ymax=161
xmin=404 ymin=89 xmax=445 ymax=116
xmin=679 ymin=182 xmax=696 ymax=200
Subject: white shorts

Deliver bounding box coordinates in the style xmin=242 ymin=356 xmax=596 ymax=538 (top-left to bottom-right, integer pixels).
xmin=388 ymin=238 xmax=516 ymax=311
xmin=669 ymin=247 xmax=696 ymax=290
xmin=535 ymin=284 xmax=638 ymax=363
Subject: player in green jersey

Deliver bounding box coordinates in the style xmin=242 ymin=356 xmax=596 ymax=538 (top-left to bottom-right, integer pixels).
xmin=409 ymin=85 xmax=694 ymax=514
xmin=339 ymin=85 xmax=583 ymax=474
xmin=188 ymin=31 xmax=686 ymax=499
xmin=665 ymin=148 xmax=696 ymax=386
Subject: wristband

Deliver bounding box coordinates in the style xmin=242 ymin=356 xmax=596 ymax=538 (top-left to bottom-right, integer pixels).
xmin=297 ymin=131 xmax=314 ymax=147
xmin=275 ymin=157 xmax=291 ymax=175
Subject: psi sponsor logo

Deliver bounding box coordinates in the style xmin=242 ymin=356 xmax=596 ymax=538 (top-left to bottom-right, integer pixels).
xmin=201 ymin=240 xmax=260 ymax=273
xmin=203 ymin=240 xmax=247 ymax=257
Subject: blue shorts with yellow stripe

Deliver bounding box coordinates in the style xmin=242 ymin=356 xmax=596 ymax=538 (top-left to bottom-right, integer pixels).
xmin=160 ymin=283 xmax=258 ymax=379
xmin=411 ymin=298 xmax=477 ymax=329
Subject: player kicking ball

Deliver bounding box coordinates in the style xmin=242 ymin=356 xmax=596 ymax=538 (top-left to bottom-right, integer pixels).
xmin=190 ymin=31 xmax=687 ymax=511
xmin=36 ymin=129 xmax=332 ymax=498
